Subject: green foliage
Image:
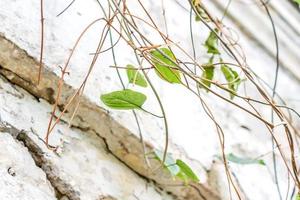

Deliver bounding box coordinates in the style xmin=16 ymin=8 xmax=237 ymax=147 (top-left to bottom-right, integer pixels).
xmin=204 ymin=29 xmax=220 ymax=55
xmin=226 ymin=153 xmax=265 ymax=166
xmin=154 ymin=150 xmax=180 ymax=176
xmin=153 ymin=150 xmax=199 ymax=183
xmin=201 ymin=28 xmax=243 ymax=99
xmin=101 ymin=89 xmax=146 ymax=110
xmin=201 ymin=67 xmax=214 ymax=88
xmin=200 ymin=56 xmax=215 ymax=88
xmin=126 ymin=64 xmax=148 ymax=87
xmin=99 ymin=4 xmax=248 ymax=186
xmin=176 ymin=159 xmax=199 ymax=182
xmin=150 ymin=48 xmax=181 ymax=84
xmin=296 ymin=194 xmax=300 ymax=200
xmin=199 ymin=29 xmax=222 ymax=90
xmin=194 ymin=9 xmax=210 ymax=22
xmin=294 ymin=0 xmax=300 ymax=5
xmin=221 ymin=64 xmax=241 ymax=99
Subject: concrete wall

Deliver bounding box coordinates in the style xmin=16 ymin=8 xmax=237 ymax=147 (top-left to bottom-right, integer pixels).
xmin=0 ymin=0 xmax=299 ymax=199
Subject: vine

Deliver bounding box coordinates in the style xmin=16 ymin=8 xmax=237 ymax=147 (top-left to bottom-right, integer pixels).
xmin=37 ymin=0 xmax=300 ymax=199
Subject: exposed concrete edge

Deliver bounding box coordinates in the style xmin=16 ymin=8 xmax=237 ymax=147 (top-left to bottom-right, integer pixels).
xmin=0 ymin=35 xmax=220 ymax=200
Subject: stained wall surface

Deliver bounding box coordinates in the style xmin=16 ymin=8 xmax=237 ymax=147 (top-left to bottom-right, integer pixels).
xmin=0 ymin=1 xmax=299 ymax=200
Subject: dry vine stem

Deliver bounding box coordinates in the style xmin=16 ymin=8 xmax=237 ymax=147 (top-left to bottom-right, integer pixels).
xmin=38 ymin=0 xmax=300 ymax=199
xmin=38 ymin=0 xmax=44 ymax=84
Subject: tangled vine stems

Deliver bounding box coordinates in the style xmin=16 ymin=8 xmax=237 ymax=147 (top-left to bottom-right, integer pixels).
xmin=39 ymin=0 xmax=300 ymax=199
xmin=260 ymin=0 xmax=282 ymax=198
xmin=190 ymin=0 xmax=300 ymax=197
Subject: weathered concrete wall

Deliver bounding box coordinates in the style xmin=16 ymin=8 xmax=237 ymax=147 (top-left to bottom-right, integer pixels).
xmin=0 ymin=36 xmax=218 ymax=200
xmin=0 ymin=0 xmax=299 ymax=200
xmin=0 ymin=61 xmax=174 ymax=200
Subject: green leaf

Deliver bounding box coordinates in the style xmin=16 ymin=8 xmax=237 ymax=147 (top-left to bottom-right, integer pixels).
xmin=176 ymin=171 xmax=189 ymax=184
xmin=201 ymin=66 xmax=214 ymax=88
xmin=153 ymin=151 xmax=199 ymax=183
xmin=200 ymin=56 xmax=215 ymax=88
xmin=176 ymin=159 xmax=199 ymax=182
xmin=226 ymin=153 xmax=266 ymax=166
xmin=150 ymin=48 xmax=181 ymax=84
xmin=296 ymin=194 xmax=300 ymax=200
xmin=194 ymin=8 xmax=210 ymax=22
xmin=205 ymin=29 xmax=220 ymax=55
xmin=153 ymin=150 xmax=180 ymax=176
xmin=221 ymin=64 xmax=241 ymax=99
xmin=294 ymin=0 xmax=300 ymax=5
xmin=126 ymin=64 xmax=148 ymax=87
xmin=100 ymin=89 xmax=146 ymax=110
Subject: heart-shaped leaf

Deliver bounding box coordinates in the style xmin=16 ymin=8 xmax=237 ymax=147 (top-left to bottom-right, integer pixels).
xmin=200 ymin=56 xmax=215 ymax=89
xmin=126 ymin=64 xmax=148 ymax=87
xmin=101 ymin=89 xmax=146 ymax=110
xmin=153 ymin=150 xmax=199 ymax=183
xmin=226 ymin=153 xmax=265 ymax=166
xmin=153 ymin=150 xmax=180 ymax=176
xmin=221 ymin=64 xmax=241 ymax=99
xmin=150 ymin=48 xmax=181 ymax=84
xmin=176 ymin=159 xmax=199 ymax=182
xmin=205 ymin=29 xmax=220 ymax=55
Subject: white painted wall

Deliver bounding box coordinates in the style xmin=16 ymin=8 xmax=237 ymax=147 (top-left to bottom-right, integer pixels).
xmin=0 ymin=0 xmax=299 ymax=199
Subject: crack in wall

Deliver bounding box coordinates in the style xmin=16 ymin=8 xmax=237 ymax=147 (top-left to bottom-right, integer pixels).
xmin=98 ymin=196 xmax=117 ymax=200
xmin=0 ymin=122 xmax=79 ymax=200
xmin=0 ymin=121 xmax=137 ymax=200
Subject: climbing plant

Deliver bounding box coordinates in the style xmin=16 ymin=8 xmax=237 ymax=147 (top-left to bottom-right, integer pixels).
xmin=39 ymin=0 xmax=300 ymax=199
